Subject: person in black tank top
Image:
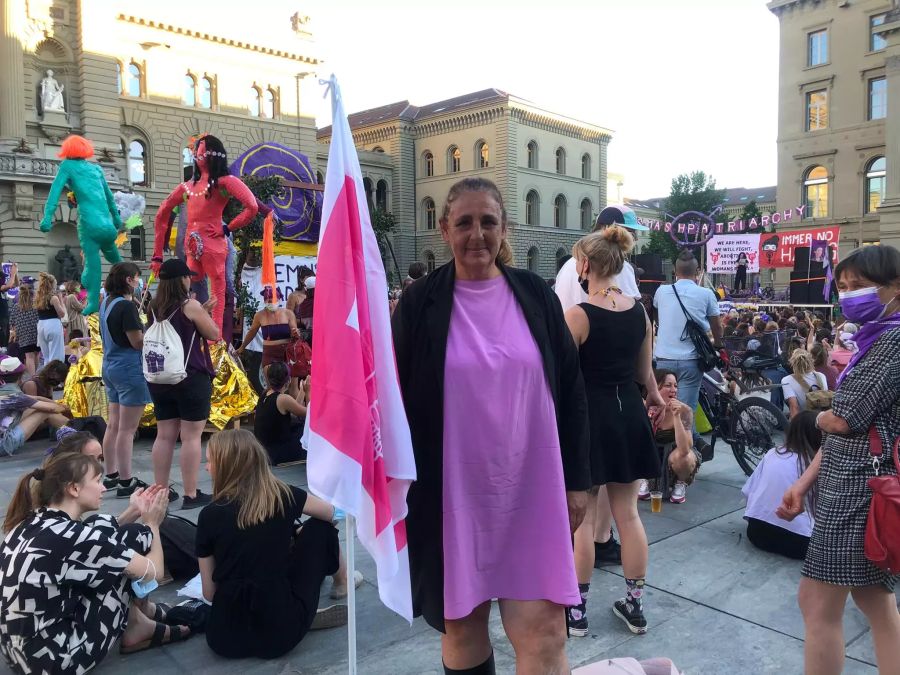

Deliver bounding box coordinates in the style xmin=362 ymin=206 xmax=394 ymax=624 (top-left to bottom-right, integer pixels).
xmin=253 ymin=362 xmax=307 ymax=466
xmin=563 ymin=226 xmax=665 ymax=638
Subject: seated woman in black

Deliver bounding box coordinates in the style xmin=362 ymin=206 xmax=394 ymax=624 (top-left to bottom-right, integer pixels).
xmin=196 ymin=429 xmax=344 ymax=660
xmin=254 ymin=361 xmax=308 ymax=465
xmin=0 ymin=453 xmax=189 ymax=674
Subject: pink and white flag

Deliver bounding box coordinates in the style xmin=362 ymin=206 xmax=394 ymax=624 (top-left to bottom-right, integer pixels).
xmin=304 ymin=76 xmax=416 ymax=623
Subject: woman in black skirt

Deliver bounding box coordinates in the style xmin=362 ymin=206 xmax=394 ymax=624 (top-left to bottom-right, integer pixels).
xmin=564 ymin=226 xmax=664 ymax=637
xmin=778 ymin=245 xmax=900 ymax=675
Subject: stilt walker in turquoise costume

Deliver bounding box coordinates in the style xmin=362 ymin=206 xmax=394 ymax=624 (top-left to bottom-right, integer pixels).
xmin=39 ymin=135 xmax=122 ymax=315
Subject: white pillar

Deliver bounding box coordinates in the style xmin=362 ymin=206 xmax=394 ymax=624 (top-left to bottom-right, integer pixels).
xmin=0 ymin=0 xmax=26 ymax=147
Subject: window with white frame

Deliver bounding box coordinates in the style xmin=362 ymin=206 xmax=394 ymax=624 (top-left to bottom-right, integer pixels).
xmin=868 ymin=77 xmax=886 ymax=120
xmin=525 ymin=190 xmax=539 ymax=226
xmin=865 ymin=156 xmax=885 ymax=214
xmin=803 ymin=166 xmax=829 ymax=219
xmin=806 ymin=90 xmax=828 ymax=131
xmin=581 ymin=153 xmax=591 ymax=180
xmin=808 ymin=29 xmax=828 ymax=67
xmin=527 ymin=141 xmax=538 ymax=169
xmin=555 ymin=147 xmax=566 ymax=175
xmin=871 ymin=13 xmax=887 ymax=52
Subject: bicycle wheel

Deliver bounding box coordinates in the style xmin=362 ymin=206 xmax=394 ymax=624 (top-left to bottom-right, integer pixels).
xmin=728 ymin=396 xmax=789 ymax=476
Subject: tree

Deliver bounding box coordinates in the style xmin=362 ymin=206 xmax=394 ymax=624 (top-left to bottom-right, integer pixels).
xmin=737 ymin=200 xmax=763 ymax=230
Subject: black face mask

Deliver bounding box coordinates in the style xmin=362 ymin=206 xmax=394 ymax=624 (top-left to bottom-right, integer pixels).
xmin=579 ymin=276 xmax=589 ymax=294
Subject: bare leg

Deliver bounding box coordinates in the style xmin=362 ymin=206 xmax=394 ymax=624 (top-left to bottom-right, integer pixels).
xmin=120 ymin=601 xmax=189 ymax=649
xmin=177 ymin=419 xmax=206 ymax=498
xmin=607 ymin=481 xmax=648 ymax=579
xmin=573 ymin=490 xmax=597 ymax=584
xmin=499 ymin=599 xmax=568 ymax=675
xmin=798 ymin=577 xmax=848 ymax=675
xmin=442 ymin=601 xmax=492 ymax=670
xmin=14 ymin=411 xmax=53 ymax=443
xmin=115 ymin=405 xmax=144 ymax=481
xmin=104 ymin=403 xmax=121 ymax=475
xmin=593 ymin=485 xmax=614 ymax=544
xmin=151 ymin=419 xmax=180 ymax=489
xmin=24 ymin=351 xmax=38 ymax=377
xmin=850 ymin=584 xmax=900 ymax=673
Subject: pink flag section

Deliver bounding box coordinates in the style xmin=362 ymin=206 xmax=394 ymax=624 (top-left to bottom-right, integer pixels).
xmin=304 ymin=77 xmax=416 ymax=623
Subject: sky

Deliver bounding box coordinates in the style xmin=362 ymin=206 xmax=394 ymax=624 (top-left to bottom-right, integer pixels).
xmin=133 ymin=0 xmax=781 ymax=199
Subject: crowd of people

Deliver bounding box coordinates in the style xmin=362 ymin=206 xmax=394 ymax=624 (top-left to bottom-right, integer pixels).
xmin=0 ymin=176 xmax=897 ymax=675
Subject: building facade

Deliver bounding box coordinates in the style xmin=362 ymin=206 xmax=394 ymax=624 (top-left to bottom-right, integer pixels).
xmin=317 ymin=89 xmax=612 ymax=280
xmin=0 ymin=0 xmax=320 ymax=278
xmin=768 ymin=0 xmax=900 ymax=254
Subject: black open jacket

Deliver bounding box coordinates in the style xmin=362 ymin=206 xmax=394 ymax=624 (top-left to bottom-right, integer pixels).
xmin=391 ymin=261 xmax=591 ymax=632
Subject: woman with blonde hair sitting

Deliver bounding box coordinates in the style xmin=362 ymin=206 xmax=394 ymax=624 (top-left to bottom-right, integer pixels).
xmin=780 ymin=349 xmax=828 ymax=419
xmin=196 ymin=429 xmax=344 ymax=659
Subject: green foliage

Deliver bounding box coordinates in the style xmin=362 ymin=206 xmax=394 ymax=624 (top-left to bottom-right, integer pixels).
xmin=737 ymin=200 xmax=765 ymax=232
xmin=642 ymin=230 xmax=680 ymax=262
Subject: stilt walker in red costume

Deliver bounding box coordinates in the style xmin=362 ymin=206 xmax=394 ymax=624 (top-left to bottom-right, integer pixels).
xmin=151 ymin=135 xmax=257 ymax=331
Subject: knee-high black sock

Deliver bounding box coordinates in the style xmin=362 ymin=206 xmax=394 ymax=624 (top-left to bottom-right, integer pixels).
xmin=443 ymin=652 xmax=496 ymax=675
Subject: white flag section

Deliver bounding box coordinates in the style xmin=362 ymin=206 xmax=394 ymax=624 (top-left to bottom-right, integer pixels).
xmin=304 ymin=75 xmax=416 ymax=624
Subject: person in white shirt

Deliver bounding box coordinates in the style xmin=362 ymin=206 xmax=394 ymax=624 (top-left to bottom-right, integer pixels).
xmin=781 ymin=349 xmax=828 ymax=419
xmin=742 ymin=410 xmax=820 ymax=559
xmin=554 ymin=205 xmax=649 ymax=570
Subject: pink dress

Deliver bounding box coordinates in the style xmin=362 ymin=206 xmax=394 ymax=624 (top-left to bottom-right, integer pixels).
xmin=442 ymin=276 xmax=580 ymax=620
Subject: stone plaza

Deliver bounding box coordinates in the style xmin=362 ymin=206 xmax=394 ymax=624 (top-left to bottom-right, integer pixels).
xmin=0 ymin=430 xmax=886 ymax=674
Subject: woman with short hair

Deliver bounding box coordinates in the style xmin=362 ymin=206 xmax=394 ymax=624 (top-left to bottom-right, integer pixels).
xmin=779 ymin=245 xmax=900 ymax=675
xmin=393 ymin=177 xmax=590 ymax=673
xmin=196 ymin=429 xmax=343 ymax=659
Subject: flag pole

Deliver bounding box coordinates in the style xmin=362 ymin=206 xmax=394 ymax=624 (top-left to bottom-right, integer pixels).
xmin=346 ymin=513 xmax=358 ymax=675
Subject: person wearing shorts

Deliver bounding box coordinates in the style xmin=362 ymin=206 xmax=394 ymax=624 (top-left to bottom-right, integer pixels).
xmin=146 ymin=259 xmax=220 ymax=510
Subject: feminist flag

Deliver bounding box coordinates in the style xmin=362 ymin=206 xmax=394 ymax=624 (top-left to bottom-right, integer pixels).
xmin=304 ymin=76 xmax=416 ymax=622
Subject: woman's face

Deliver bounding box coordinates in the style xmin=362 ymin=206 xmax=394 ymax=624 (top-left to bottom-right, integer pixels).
xmin=206 ymin=446 xmax=216 ymax=482
xmin=181 ymin=276 xmax=191 ymax=292
xmin=82 ymin=440 xmax=103 ymax=460
xmin=440 ymin=191 xmax=506 ymax=275
xmin=73 ymin=470 xmax=105 ymax=512
xmin=658 ymin=374 xmax=678 ymax=402
xmin=837 ymin=268 xmax=900 ymax=308
xmin=127 ymin=273 xmax=141 ymax=293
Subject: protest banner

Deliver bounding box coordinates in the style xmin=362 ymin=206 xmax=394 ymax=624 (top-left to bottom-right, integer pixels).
xmin=705 ymin=234 xmax=761 ymax=273
xmin=758 ymin=226 xmax=840 ymax=268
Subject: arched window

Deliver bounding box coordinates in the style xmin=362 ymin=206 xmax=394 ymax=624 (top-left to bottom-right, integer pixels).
xmin=448 ymin=146 xmax=461 ymax=173
xmin=372 ymin=146 xmax=385 ymax=153
xmin=425 ymin=251 xmax=436 ymax=273
xmin=476 ymin=141 xmax=489 ymax=169
xmin=126 ymin=139 xmax=148 ymax=186
xmin=526 ymin=246 xmax=539 ymax=273
xmin=363 ymin=177 xmax=374 ymax=213
xmin=265 ymin=88 xmax=277 ymax=119
xmin=199 ymin=76 xmax=213 ymax=109
xmin=556 ymin=247 xmax=568 ymax=271
xmin=525 ymin=190 xmax=539 ymax=226
xmin=580 ymin=198 xmax=592 ymax=230
xmin=527 ymin=141 xmax=538 ymax=169
xmin=423 ymin=151 xmax=434 ymax=177
xmin=376 ymin=180 xmax=388 ymax=211
xmin=126 ymin=62 xmax=142 ymax=97
xmin=183 ymin=74 xmax=197 ymax=106
xmin=581 ymin=153 xmax=591 ymax=180
xmin=555 ymin=147 xmax=566 ymax=175
xmin=803 ymin=166 xmax=829 ymax=219
xmin=249 ymin=86 xmax=262 ymax=117
xmin=865 ymin=156 xmax=886 ymax=214
xmin=554 ymin=194 xmax=567 ymax=228
xmin=423 ymin=198 xmax=436 ymax=230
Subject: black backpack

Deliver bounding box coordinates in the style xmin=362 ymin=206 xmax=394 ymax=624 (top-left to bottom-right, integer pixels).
xmin=671 ymin=285 xmax=721 ymax=372
xmin=159 ymin=514 xmax=199 ymax=580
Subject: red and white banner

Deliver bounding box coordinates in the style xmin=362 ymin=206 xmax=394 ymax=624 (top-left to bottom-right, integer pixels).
xmin=759 ymin=225 xmax=840 ymax=268
xmin=304 ymin=77 xmax=416 ymax=622
xmin=705 ymin=234 xmax=760 ymax=274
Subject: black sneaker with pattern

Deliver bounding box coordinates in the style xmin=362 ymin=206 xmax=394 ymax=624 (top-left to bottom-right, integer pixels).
xmin=594 ymin=536 xmax=622 ymax=567
xmin=613 ymin=598 xmax=647 ymax=635
xmin=181 ymin=490 xmax=212 ymax=510
xmin=103 ymin=473 xmax=120 ymax=490
xmin=116 ymin=476 xmax=148 ymax=498
xmin=566 ymin=602 xmax=588 ymax=637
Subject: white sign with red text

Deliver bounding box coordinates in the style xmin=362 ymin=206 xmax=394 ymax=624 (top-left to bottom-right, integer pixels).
xmin=706 ymin=234 xmax=761 ymax=274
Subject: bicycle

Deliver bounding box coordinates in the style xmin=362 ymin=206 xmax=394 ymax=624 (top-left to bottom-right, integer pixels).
xmin=698 ymin=368 xmax=789 ymax=477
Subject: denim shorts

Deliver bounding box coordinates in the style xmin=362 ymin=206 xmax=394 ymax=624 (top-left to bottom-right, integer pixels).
xmin=0 ymin=426 xmax=25 ymax=456
xmin=104 ymin=366 xmax=151 ymax=407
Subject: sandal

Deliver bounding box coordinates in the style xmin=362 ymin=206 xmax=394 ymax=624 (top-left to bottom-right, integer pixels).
xmin=150 ymin=602 xmax=171 ymax=623
xmin=120 ymin=621 xmax=191 ymax=655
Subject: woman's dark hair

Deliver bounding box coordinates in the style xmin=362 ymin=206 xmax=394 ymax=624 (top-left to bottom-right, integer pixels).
xmin=70 ymin=329 xmax=84 ymax=339
xmin=149 ymin=276 xmax=188 ymax=319
xmin=4 ymin=453 xmax=102 ymax=533
xmin=777 ymin=411 xmax=822 ymax=511
xmin=190 ymin=134 xmax=229 ymax=198
xmin=737 ymin=252 xmax=748 ymax=260
xmin=834 ymin=245 xmax=900 ymax=286
xmin=104 ymin=262 xmax=140 ymax=297
xmin=32 ymin=360 xmax=69 ymax=395
xmin=753 ymin=318 xmax=767 ymax=333
xmin=53 ymin=431 xmax=97 ymax=457
xmin=723 ymin=325 xmax=735 ymax=338
xmin=653 ymin=368 xmax=677 ymax=387
xmin=810 ymin=342 xmax=829 ymax=369
xmin=815 ymin=328 xmax=831 ymax=343
xmin=265 ymin=361 xmax=290 ymax=391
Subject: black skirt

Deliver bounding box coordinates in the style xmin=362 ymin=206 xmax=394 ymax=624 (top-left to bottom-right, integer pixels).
xmin=586 ymin=381 xmax=660 ymax=485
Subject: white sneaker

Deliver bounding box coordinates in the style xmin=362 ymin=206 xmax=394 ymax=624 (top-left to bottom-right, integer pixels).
xmin=670 ymin=481 xmax=687 ymax=504
xmin=638 ymin=479 xmax=650 ymax=501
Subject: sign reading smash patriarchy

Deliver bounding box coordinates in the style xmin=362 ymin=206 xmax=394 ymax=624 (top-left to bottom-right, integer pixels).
xmin=706 ymin=235 xmax=761 ymax=274
xmin=638 ymin=205 xmax=808 ymax=238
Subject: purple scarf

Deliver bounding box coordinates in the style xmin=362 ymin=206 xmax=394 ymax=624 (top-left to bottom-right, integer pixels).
xmin=836 ymin=311 xmax=900 ymax=387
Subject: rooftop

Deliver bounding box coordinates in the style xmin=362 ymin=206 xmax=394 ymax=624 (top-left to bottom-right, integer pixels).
xmin=626 ymin=186 xmax=777 ymax=213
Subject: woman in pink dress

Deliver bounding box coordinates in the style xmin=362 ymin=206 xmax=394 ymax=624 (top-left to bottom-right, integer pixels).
xmin=393 ymin=178 xmax=591 ymax=674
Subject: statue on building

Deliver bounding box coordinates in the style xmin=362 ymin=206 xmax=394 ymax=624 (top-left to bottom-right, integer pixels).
xmin=40 ymin=70 xmax=65 ymax=113
xmin=40 ymin=135 xmax=124 ymax=315
xmin=54 ymin=245 xmax=81 ymax=282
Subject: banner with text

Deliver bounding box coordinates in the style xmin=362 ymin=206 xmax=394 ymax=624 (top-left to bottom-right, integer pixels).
xmin=706 ymin=235 xmax=761 ymax=274
xmin=758 ymin=226 xmax=840 ymax=268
